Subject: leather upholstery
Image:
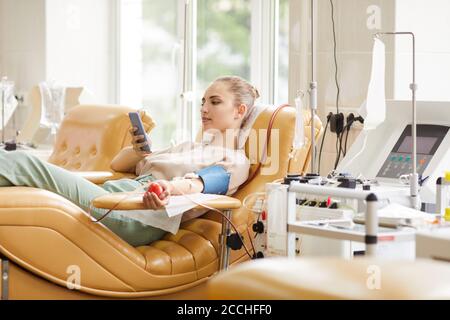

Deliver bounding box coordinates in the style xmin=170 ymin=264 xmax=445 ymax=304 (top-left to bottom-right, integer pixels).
xmin=208 ymin=257 xmax=450 ymax=300
xmin=48 ymin=105 xmax=155 ymax=172
xmin=92 ymin=193 xmax=241 ymax=211
xmin=0 ymin=104 xmax=322 ymax=299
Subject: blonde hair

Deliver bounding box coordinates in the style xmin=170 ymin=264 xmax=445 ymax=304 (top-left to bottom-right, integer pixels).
xmin=214 ymin=76 xmax=260 ymax=113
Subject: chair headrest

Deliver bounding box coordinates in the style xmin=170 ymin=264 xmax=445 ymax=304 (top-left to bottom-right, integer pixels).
xmin=237 ymin=103 xmax=270 ymax=149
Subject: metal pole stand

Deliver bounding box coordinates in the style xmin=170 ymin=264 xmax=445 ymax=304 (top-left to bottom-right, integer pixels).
xmin=1 ymin=81 xmax=5 ymax=147
xmin=219 ymin=210 xmax=232 ymax=271
xmin=308 ymin=0 xmax=318 ymax=174
xmin=1 ymin=256 xmax=9 ymax=300
xmin=375 ymin=32 xmax=420 ymax=210
xmin=309 ymin=81 xmax=318 ymax=174
xmin=409 ymin=81 xmax=420 ymax=210
xmin=365 ymin=194 xmax=379 ymax=257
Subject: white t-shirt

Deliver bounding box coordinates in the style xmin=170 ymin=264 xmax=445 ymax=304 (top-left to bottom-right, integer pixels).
xmin=136 ymin=134 xmax=250 ymax=196
xmin=127 ymin=132 xmax=250 ymax=234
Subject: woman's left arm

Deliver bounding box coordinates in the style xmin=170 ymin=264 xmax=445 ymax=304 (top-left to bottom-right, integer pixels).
xmin=143 ymin=149 xmax=250 ymax=210
xmin=142 ymin=178 xmax=204 ymax=210
xmin=169 ymin=178 xmax=204 ymax=195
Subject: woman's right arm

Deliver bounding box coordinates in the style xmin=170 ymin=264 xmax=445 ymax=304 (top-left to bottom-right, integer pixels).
xmin=110 ymin=128 xmax=152 ymax=173
xmin=110 ymin=146 xmax=148 ymax=173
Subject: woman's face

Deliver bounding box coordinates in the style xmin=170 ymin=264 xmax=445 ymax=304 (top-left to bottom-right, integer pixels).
xmin=201 ymin=81 xmax=247 ymax=132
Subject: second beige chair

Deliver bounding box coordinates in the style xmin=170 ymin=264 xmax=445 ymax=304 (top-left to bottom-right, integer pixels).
xmin=207 ymin=257 xmax=450 ymax=300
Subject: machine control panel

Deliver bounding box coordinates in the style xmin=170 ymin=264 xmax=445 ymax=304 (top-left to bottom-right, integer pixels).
xmin=377 ymin=125 xmax=449 ymax=179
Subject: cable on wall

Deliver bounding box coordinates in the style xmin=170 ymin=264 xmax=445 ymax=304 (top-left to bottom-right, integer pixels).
xmin=329 ymin=0 xmax=343 ymax=170
xmin=330 ymin=0 xmax=340 ymax=114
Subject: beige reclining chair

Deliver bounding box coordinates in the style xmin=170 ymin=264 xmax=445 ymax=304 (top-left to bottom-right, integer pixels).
xmin=207 ymin=257 xmax=450 ymax=300
xmin=0 ymin=104 xmax=322 ymax=300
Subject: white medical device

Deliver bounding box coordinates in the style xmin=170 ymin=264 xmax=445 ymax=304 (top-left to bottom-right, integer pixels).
xmin=263 ymin=182 xmax=416 ymax=260
xmin=416 ymin=227 xmax=450 ymax=262
xmin=338 ymin=100 xmax=450 ymax=210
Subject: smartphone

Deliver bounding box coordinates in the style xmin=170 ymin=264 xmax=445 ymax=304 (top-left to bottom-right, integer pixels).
xmin=128 ymin=112 xmax=151 ymax=153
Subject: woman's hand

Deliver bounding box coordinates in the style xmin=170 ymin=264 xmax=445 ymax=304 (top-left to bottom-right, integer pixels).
xmin=129 ymin=127 xmax=152 ymax=158
xmin=143 ymin=180 xmax=173 ymax=210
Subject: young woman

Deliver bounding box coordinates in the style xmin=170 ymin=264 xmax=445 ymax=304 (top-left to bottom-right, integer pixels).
xmin=0 ymin=76 xmax=259 ymax=246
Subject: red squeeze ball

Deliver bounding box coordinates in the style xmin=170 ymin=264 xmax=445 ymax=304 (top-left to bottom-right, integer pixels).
xmin=148 ymin=182 xmax=163 ymax=197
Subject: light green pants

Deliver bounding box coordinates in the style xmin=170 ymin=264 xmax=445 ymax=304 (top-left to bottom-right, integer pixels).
xmin=0 ymin=149 xmax=166 ymax=247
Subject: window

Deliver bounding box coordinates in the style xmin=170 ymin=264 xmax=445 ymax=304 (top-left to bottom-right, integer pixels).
xmin=119 ymin=0 xmax=182 ymax=149
xmin=196 ymin=0 xmax=252 ymax=134
xmin=119 ymin=0 xmax=288 ymax=147
xmin=277 ymin=0 xmax=289 ymax=104
xmin=197 ymin=0 xmax=252 ymax=85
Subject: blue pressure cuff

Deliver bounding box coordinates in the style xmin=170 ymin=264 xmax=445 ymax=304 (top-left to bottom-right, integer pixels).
xmin=196 ymin=165 xmax=231 ymax=195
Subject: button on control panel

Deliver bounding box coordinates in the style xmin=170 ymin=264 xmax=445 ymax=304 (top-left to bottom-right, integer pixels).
xmin=376 ymin=124 xmax=449 ymax=180
xmin=377 ymin=153 xmax=432 ymax=178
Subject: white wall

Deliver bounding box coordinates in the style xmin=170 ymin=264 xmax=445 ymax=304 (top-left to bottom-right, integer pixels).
xmin=0 ymin=0 xmax=46 ymax=91
xmin=316 ymin=0 xmax=396 ymax=109
xmin=317 ymin=0 xmax=397 ymax=174
xmin=0 ymin=0 xmax=115 ymax=103
xmin=291 ymin=0 xmax=450 ymax=175
xmin=290 ymin=0 xmax=396 ymax=174
xmin=45 ymin=0 xmax=116 ymax=103
xmin=0 ymin=0 xmax=47 ymax=140
xmin=395 ymin=0 xmax=450 ymax=101
xmin=0 ymin=0 xmax=116 ymax=142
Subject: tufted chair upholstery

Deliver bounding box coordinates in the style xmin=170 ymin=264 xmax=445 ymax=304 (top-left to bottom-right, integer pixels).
xmin=48 ymin=104 xmax=155 ymax=172
xmin=0 ymin=104 xmax=322 ymax=299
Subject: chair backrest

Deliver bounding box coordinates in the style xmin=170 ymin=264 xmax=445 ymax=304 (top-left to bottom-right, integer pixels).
xmin=48 ymin=105 xmax=155 ymax=172
xmin=64 ymin=87 xmax=84 ymax=113
xmin=202 ymin=104 xmax=323 ymax=227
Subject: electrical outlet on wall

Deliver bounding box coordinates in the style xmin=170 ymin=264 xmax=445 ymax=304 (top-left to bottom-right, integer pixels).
xmin=325 ymin=107 xmax=364 ymax=130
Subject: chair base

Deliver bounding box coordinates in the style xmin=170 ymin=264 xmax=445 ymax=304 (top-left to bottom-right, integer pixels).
xmin=0 ymin=254 xmax=251 ymax=300
xmin=0 ymin=259 xmax=211 ymax=300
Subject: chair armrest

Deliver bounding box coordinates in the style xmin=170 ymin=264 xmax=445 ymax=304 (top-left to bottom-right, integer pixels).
xmin=73 ymin=171 xmax=137 ymax=184
xmin=92 ymin=192 xmax=241 ymax=211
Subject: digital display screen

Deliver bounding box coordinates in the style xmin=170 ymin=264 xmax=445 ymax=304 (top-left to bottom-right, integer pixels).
xmin=397 ymin=136 xmax=438 ymax=154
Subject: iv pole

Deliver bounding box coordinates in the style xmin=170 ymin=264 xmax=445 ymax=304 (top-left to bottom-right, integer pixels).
xmin=309 ymin=0 xmax=318 ymax=174
xmin=1 ymin=85 xmax=4 ymax=145
xmin=1 ymin=76 xmax=8 ymax=147
xmin=374 ymin=32 xmax=420 ymax=210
